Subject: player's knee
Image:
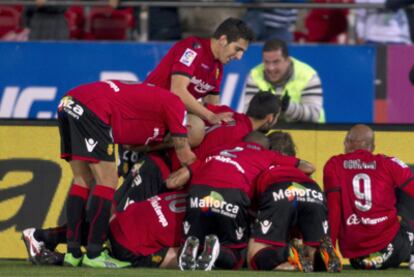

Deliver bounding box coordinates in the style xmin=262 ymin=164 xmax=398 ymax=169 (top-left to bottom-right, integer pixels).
xmin=215 ymin=247 xmax=244 ymax=269
xmin=249 ymin=246 xmax=286 ymax=270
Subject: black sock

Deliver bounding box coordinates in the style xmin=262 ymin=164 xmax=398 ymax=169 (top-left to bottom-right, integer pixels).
xmin=66 ymin=184 xmax=89 ymax=258
xmin=34 ymin=225 xmax=67 ymax=251
xmin=86 ymin=185 xmax=115 ymax=259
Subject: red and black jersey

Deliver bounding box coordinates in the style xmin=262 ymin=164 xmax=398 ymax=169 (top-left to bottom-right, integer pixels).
xmin=109 ymin=191 xmax=186 ymax=256
xmin=191 ymin=141 xmax=299 ymax=199
xmin=323 ymin=149 xmax=414 ymax=258
xmin=65 ymin=80 xmax=187 ymax=145
xmin=145 ymin=37 xmax=223 ymax=100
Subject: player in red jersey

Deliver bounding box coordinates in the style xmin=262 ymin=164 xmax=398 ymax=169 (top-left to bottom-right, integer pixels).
xmin=55 ymin=80 xmax=196 ymax=268
xmin=248 ymin=131 xmax=341 ymax=273
xmin=145 ymin=17 xmax=254 ymax=125
xmin=324 ymin=124 xmax=414 ymax=270
xmin=177 ymin=131 xmax=315 ymax=271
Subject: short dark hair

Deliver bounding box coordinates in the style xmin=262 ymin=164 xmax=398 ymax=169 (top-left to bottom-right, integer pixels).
xmin=243 ymin=131 xmax=270 ymax=149
xmin=246 ymin=92 xmax=281 ymax=119
xmin=213 ymin=17 xmax=255 ymax=43
xmin=263 ymin=39 xmax=289 ymax=58
xmin=267 ymin=131 xmax=296 ymax=156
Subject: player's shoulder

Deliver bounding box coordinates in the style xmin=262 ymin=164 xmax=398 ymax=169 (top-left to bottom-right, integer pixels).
xmin=175 ymin=36 xmax=207 ymax=52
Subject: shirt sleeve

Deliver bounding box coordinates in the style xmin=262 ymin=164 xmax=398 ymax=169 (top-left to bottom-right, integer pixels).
xmin=386 ymin=156 xmax=414 ymax=197
xmin=164 ymin=95 xmax=188 ymax=137
xmin=171 ymin=41 xmax=200 ymax=79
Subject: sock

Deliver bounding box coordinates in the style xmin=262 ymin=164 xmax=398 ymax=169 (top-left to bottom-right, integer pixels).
xmin=250 ymin=246 xmax=286 ymax=270
xmin=215 ymin=246 xmax=243 ymax=269
xmin=86 ymin=185 xmax=115 ymax=259
xmin=66 ymin=184 xmax=89 ymax=258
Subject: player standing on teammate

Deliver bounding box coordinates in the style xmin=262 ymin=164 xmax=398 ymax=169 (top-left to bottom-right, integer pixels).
xmin=324 ymin=124 xmax=414 ymax=270
xmin=145 ymin=17 xmax=254 ymax=125
xmin=47 ymin=80 xmax=195 ymax=268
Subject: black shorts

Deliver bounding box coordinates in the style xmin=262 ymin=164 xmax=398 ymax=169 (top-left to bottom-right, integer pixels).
xmin=183 ymin=184 xmax=250 ymax=248
xmin=109 ymin=233 xmax=168 ymax=268
xmin=58 ymin=96 xmax=114 ymax=162
xmin=117 ymin=145 xmax=145 ymax=178
xmin=350 ymin=220 xmax=413 ymax=269
xmin=114 ymin=154 xmax=169 ymax=212
xmin=251 ymin=181 xmax=327 ymax=246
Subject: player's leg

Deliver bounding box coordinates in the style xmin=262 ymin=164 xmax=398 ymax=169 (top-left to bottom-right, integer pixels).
xmin=396 ymin=188 xmax=414 ymax=270
xmin=64 ymin=160 xmax=94 ymax=266
xmin=206 ymin=188 xmax=250 ymax=270
xmin=179 ymin=184 xmax=214 ymax=271
xmin=297 ymin=182 xmax=341 ymax=272
xmin=349 ymin=223 xmax=412 ymax=270
xmin=249 ymin=182 xmax=298 ymax=271
xmin=81 ymin=161 xmax=130 ymax=268
xmin=248 ymin=239 xmax=290 ymax=271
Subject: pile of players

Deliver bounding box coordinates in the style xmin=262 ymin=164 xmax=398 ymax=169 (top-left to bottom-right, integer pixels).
xmin=21 ymin=17 xmax=414 ymax=271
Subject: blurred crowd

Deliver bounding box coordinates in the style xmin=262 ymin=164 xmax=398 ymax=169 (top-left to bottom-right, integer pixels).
xmin=0 ymin=0 xmax=413 ymax=44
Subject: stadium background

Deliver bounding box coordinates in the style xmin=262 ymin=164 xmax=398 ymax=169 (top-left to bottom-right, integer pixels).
xmin=1 ymin=27 xmax=414 ymax=259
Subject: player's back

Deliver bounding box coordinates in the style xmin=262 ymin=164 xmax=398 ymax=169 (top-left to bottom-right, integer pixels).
xmin=192 ymin=141 xmax=297 ymax=198
xmin=69 ymin=80 xmax=186 ymax=145
xmin=110 ymin=191 xmax=187 ymax=256
xmin=324 ymin=149 xmax=401 ymax=258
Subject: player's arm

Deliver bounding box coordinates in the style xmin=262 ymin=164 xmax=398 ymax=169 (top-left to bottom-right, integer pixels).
xmin=323 ymin=160 xmax=342 ymax=246
xmin=171 ymin=136 xmax=196 ymax=166
xmin=388 ymin=157 xmax=414 ymax=197
xmin=297 ymin=159 xmax=316 ymax=175
xmin=203 ymin=94 xmax=220 ymax=105
xmin=171 ymin=75 xmax=224 ymax=125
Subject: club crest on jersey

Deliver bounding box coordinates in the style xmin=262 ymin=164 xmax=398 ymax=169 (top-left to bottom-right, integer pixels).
xmin=180 ymin=48 xmax=197 ymax=67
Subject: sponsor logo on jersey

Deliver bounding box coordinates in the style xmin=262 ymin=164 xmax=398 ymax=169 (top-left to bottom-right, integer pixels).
xmin=346 ymin=213 xmax=388 ymax=226
xmin=148 ymin=195 xmax=168 ymax=227
xmin=190 ymin=191 xmax=239 ymax=218
xmin=179 ymin=48 xmax=197 ymax=67
xmin=190 ymin=76 xmax=215 ymax=94
xmin=235 ymin=227 xmax=245 ymax=240
xmin=272 ymin=183 xmax=324 ymax=204
xmin=260 ymin=220 xmax=272 ymax=235
xmin=85 ymin=138 xmax=98 ymax=152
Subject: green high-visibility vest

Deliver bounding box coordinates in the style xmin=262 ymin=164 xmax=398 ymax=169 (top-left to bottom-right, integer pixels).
xmin=250 ymin=57 xmax=325 ymax=123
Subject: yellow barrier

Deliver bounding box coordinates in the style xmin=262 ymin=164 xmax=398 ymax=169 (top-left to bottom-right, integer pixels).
xmin=0 ymin=123 xmax=413 ymax=258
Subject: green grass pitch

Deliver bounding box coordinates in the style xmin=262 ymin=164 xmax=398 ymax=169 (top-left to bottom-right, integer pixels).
xmin=0 ymin=260 xmax=412 ymax=277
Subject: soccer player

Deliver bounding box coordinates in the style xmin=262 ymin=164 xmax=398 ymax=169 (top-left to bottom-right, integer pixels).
xmin=248 ymin=131 xmax=341 ymax=272
xmin=145 ymin=17 xmax=254 ymax=125
xmin=177 ymin=131 xmax=314 ymax=271
xmin=21 ymin=189 xmax=188 ymax=269
xmin=54 ymin=80 xmax=196 ymax=268
xmin=324 ymin=124 xmax=414 ymax=270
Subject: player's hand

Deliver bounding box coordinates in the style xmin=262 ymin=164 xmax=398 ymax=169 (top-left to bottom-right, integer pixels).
xmin=281 ymin=92 xmax=291 ymax=112
xmin=166 ymin=166 xmax=190 ymax=189
xmin=206 ymin=111 xmax=234 ymax=125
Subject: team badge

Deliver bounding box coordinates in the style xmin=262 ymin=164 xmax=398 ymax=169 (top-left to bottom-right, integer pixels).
xmin=151 ymin=255 xmax=163 ymax=265
xmin=179 ymin=48 xmax=197 ymax=67
xmin=107 ymin=143 xmax=114 ymax=156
